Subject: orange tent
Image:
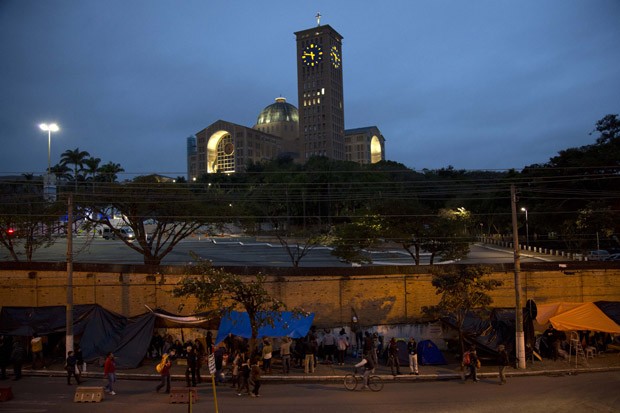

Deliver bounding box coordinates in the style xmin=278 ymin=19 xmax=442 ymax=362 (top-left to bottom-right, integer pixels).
xmin=548 ymin=302 xmax=620 ymax=333
xmin=535 ymin=302 xmax=583 ymax=331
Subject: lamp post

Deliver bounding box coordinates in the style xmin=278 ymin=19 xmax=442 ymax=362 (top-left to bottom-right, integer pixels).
xmin=39 ymin=123 xmax=59 ymax=174
xmin=521 ymin=207 xmax=529 ymax=250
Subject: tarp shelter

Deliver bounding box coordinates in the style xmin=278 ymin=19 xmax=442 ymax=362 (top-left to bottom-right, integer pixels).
xmin=534 ymin=302 xmax=583 ymax=331
xmin=0 ymin=305 xmax=220 ymax=369
xmin=214 ymin=311 xmax=314 ymax=344
xmin=417 ymin=339 xmax=447 ymax=365
xmin=547 ymin=302 xmax=620 ymax=334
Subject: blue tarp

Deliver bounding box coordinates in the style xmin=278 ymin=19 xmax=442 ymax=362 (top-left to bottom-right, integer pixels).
xmin=215 ymin=311 xmax=314 ymax=344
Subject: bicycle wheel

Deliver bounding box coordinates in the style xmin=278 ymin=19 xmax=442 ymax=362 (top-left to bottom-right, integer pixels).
xmin=343 ymin=374 xmax=358 ymax=391
xmin=368 ymin=375 xmax=384 ymax=392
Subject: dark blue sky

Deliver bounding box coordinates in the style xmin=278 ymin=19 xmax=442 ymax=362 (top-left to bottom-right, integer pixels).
xmin=1 ymin=1 xmax=619 ymax=178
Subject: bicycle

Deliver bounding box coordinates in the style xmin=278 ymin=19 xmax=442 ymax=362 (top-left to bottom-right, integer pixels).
xmin=343 ymin=368 xmax=384 ymax=391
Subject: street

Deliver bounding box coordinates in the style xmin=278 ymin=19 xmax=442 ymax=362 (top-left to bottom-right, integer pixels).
xmin=2 ymin=371 xmax=618 ymax=413
xmin=1 ymin=237 xmax=562 ymax=267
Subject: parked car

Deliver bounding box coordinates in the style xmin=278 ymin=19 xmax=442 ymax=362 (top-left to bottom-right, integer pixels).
xmin=587 ymin=250 xmax=610 ymax=261
xmin=603 ymin=253 xmax=620 ymax=262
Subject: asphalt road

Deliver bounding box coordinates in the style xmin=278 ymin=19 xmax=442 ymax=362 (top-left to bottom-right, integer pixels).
xmin=1 ymin=237 xmax=562 ymax=267
xmin=2 ymin=371 xmax=618 ymax=413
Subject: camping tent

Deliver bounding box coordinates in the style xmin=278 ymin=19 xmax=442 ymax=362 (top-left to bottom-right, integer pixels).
xmin=417 ymin=339 xmax=447 ymax=365
xmin=214 ymin=311 xmax=314 ymax=344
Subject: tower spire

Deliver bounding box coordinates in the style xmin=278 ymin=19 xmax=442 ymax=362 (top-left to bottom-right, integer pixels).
xmin=316 ymin=12 xmax=321 ymax=26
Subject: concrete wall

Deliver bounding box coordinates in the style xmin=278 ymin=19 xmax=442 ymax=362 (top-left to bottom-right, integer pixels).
xmin=1 ymin=262 xmax=618 ymax=327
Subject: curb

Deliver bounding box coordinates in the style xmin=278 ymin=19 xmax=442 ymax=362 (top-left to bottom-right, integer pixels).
xmin=23 ymin=366 xmax=620 ymax=383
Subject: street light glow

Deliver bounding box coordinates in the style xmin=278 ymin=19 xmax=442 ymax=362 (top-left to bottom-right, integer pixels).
xmin=39 ymin=122 xmax=60 ymax=176
xmin=39 ymin=123 xmax=59 ymax=132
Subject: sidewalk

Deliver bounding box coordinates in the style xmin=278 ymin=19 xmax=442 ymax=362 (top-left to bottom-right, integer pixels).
xmin=21 ymin=350 xmax=620 ymax=384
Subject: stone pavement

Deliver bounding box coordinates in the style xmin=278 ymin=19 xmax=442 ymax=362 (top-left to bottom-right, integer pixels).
xmin=19 ymin=350 xmax=620 ymax=385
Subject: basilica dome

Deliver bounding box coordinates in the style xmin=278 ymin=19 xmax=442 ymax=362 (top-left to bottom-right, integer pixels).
xmin=256 ymin=97 xmax=299 ymax=125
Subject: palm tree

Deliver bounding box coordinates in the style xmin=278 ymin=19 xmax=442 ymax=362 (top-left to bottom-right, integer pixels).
xmin=60 ymin=148 xmax=90 ymax=191
xmin=97 ymin=162 xmax=125 ymax=183
xmin=50 ymin=163 xmax=72 ymax=182
xmin=83 ymin=157 xmax=101 ymax=181
xmin=83 ymin=157 xmax=101 ymax=192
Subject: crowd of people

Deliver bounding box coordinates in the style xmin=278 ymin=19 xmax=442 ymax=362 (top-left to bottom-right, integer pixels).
xmin=1 ymin=324 xmax=618 ymax=396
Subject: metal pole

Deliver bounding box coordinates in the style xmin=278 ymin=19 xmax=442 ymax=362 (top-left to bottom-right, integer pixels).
xmin=511 ymin=185 xmax=526 ymax=369
xmin=47 ymin=130 xmax=51 ymax=175
xmin=525 ymin=209 xmax=529 ymax=250
xmin=66 ymin=194 xmax=74 ymax=355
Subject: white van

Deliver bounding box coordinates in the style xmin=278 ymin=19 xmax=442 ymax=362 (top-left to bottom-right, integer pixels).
xmin=101 ymin=226 xmax=135 ymax=242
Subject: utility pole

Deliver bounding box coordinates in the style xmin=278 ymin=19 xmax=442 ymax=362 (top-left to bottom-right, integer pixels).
xmin=66 ymin=194 xmax=74 ymax=355
xmin=511 ymin=185 xmax=526 ymax=369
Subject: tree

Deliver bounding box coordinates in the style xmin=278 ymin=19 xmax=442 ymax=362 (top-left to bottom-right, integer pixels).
xmin=81 ymin=176 xmax=227 ymax=265
xmin=0 ymin=178 xmax=64 ymax=261
xmin=273 ymin=228 xmax=330 ymax=267
xmin=420 ymin=208 xmax=472 ymax=264
xmin=96 ymin=161 xmax=124 ymax=182
xmin=423 ymin=265 xmax=503 ymax=373
xmin=173 ymin=259 xmax=300 ymax=353
xmin=60 ymin=147 xmax=91 ymax=190
xmin=330 ymin=215 xmax=384 ymax=264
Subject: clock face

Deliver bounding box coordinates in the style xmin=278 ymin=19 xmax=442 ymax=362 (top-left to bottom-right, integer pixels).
xmin=330 ymin=45 xmax=341 ymax=68
xmin=301 ymin=44 xmax=323 ymax=67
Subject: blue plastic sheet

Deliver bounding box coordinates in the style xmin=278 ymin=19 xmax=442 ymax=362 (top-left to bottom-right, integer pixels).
xmin=215 ymin=311 xmax=314 ymax=344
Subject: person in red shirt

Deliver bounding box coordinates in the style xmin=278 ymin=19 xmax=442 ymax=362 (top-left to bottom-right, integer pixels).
xmin=155 ymin=349 xmax=175 ymax=393
xmin=103 ymin=352 xmax=117 ymax=395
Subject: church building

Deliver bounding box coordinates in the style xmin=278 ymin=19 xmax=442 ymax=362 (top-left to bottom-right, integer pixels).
xmin=187 ymin=16 xmax=386 ymax=179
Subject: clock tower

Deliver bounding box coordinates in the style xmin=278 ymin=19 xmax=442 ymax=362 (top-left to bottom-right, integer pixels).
xmin=295 ymin=17 xmax=345 ymax=161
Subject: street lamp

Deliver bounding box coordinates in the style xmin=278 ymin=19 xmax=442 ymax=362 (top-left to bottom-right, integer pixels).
xmin=521 ymin=207 xmax=529 ymax=250
xmin=39 ymin=123 xmax=59 ymax=174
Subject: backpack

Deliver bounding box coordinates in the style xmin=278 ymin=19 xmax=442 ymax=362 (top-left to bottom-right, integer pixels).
xmin=155 ymin=354 xmax=168 ymax=373
xmin=463 ymin=351 xmax=471 ymax=366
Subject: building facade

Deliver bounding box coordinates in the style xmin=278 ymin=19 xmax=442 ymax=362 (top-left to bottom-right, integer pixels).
xmin=345 ymin=126 xmax=386 ymax=164
xmin=188 ymin=120 xmax=282 ymax=178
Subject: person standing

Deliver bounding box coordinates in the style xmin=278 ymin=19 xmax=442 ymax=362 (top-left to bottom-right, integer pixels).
xmin=337 ymin=329 xmax=349 ymax=366
xmin=11 ymin=340 xmax=25 ymax=381
xmin=249 ymin=357 xmax=261 ymax=397
xmin=407 ymin=337 xmax=419 ymax=375
xmin=155 ymin=349 xmax=174 ymax=393
xmin=261 ymin=338 xmax=273 ymax=374
xmin=103 ymin=352 xmax=117 ymax=395
xmin=193 ymin=338 xmax=204 ymax=383
xmin=230 ymin=351 xmax=240 ymax=388
xmin=185 ymin=345 xmax=197 ymax=387
xmin=304 ymin=335 xmax=316 ymax=374
xmin=280 ymin=337 xmax=292 ymax=374
xmin=387 ymin=338 xmax=402 ymax=376
xmin=0 ymin=335 xmax=11 ymax=380
xmin=322 ymin=329 xmax=336 ymax=363
xmin=497 ymin=344 xmax=509 ymax=385
xmin=237 ymin=352 xmax=251 ymax=396
xmin=75 ymin=345 xmax=85 ymax=374
xmin=65 ymin=350 xmax=82 ymax=385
